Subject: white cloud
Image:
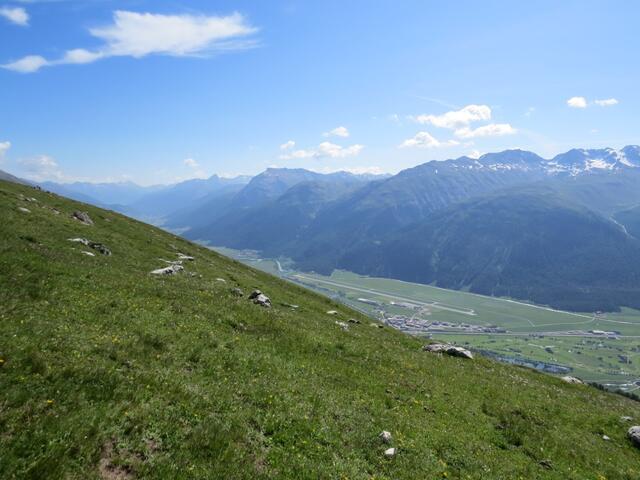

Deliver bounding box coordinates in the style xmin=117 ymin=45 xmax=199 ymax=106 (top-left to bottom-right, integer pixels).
xmin=183 ymin=158 xmax=199 ymax=168
xmin=279 ymin=140 xmax=295 ymax=150
xmin=567 ymin=96 xmax=588 ymax=108
xmin=413 ymin=104 xmax=491 ymax=129
xmin=567 ymin=96 xmax=619 ymax=109
xmin=0 ymin=6 xmax=29 ymax=26
xmin=18 ymin=155 xmax=64 ymax=181
xmin=399 ymin=131 xmax=459 ymax=149
xmin=468 ymin=150 xmax=482 ymax=159
xmin=0 ymin=141 xmax=10 ymax=162
xmin=280 ymin=141 xmax=364 ymax=160
xmin=3 ymin=55 xmax=48 ymax=73
xmin=594 ymin=98 xmax=618 ymax=107
xmin=323 ymin=126 xmax=349 ymax=138
xmin=3 ymin=10 xmax=258 ymax=73
xmin=454 ymin=123 xmax=517 ymax=139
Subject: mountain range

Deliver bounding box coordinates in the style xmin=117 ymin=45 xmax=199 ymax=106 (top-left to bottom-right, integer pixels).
xmin=4 ymin=145 xmax=640 ymax=312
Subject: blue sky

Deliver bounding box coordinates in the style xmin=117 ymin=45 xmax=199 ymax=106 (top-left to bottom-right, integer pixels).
xmin=0 ymin=0 xmax=638 ymax=185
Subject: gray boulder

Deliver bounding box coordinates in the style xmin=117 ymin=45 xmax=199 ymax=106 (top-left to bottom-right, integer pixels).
xmin=249 ymin=290 xmax=271 ymax=307
xmin=379 ymin=431 xmax=392 ymax=444
xmin=628 ymin=426 xmax=640 ymax=447
xmin=423 ymin=343 xmax=473 ymax=359
xmin=72 ymin=211 xmax=93 ymax=225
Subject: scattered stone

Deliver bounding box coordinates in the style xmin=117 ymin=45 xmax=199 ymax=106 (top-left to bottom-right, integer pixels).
xmin=335 ymin=321 xmax=349 ymax=331
xmin=81 ymin=251 xmax=95 ymax=257
xmin=628 ymin=426 xmax=640 ymax=447
xmin=68 ymin=237 xmax=90 ymax=246
xmin=281 ymin=303 xmax=299 ymax=309
xmin=560 ymin=376 xmax=583 ymax=385
xmin=423 ymin=343 xmax=473 ymax=359
xmin=67 ymin=238 xmax=111 ymax=255
xmin=151 ymin=264 xmax=184 ymax=275
xmin=51 ymin=208 xmax=60 ymax=215
xmin=25 ymin=197 xmax=37 ymax=203
xmin=379 ymin=431 xmax=392 ymax=444
xmin=89 ymin=243 xmax=112 ymax=256
xmin=249 ymin=290 xmax=271 ymax=308
xmin=326 ymin=310 xmax=339 ymax=315
xmin=348 ymin=318 xmax=361 ymax=324
xmin=602 ymin=435 xmax=611 ymax=441
xmin=231 ymin=288 xmax=245 ymax=297
xmin=383 ymin=447 xmax=396 ymax=458
xmin=216 ymin=278 xmax=227 ymax=283
xmin=177 ymin=253 xmax=194 ymax=261
xmin=18 ymin=207 xmax=31 ymax=213
xmin=72 ymin=210 xmax=93 ymax=225
xmin=622 ymin=416 xmax=634 ymax=422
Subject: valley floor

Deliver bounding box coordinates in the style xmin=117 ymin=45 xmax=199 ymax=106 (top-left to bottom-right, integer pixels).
xmin=213 ymin=247 xmax=640 ymax=391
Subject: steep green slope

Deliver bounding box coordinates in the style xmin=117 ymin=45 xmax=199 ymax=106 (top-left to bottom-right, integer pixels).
xmin=1 ymin=179 xmax=640 ymax=479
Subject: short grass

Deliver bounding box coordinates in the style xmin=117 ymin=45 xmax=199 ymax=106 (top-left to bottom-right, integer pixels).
xmin=2 ymin=179 xmax=640 ymax=479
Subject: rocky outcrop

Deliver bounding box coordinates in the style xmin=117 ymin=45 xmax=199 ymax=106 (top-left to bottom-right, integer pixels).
xmin=423 ymin=343 xmax=473 ymax=359
xmin=560 ymin=376 xmax=583 ymax=385
xmin=249 ymin=290 xmax=271 ymax=308
xmin=72 ymin=211 xmax=93 ymax=225
xmin=151 ymin=264 xmax=184 ymax=275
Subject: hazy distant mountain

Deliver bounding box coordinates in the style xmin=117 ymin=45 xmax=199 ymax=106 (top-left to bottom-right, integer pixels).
xmin=40 ymin=180 xmax=162 ymax=207
xmin=329 ymin=189 xmax=640 ymax=312
xmin=177 ymin=168 xmax=386 ymax=235
xmin=0 ymin=169 xmax=30 ymax=185
xmin=186 ymin=146 xmax=640 ymax=311
xmin=127 ymin=175 xmax=251 ymax=221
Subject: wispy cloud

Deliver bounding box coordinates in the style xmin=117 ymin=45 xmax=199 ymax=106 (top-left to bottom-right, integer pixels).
xmin=280 ymin=141 xmax=364 ymax=160
xmin=567 ymin=96 xmax=618 ymax=108
xmin=455 ymin=123 xmax=517 ymax=139
xmin=0 ymin=6 xmax=29 ymax=26
xmin=0 ymin=141 xmax=11 ymax=162
xmin=3 ymin=10 xmax=258 ymax=73
xmin=323 ymin=126 xmax=349 ymax=138
xmin=279 ymin=140 xmax=295 ymax=150
xmin=413 ymin=104 xmax=491 ymax=129
xmin=183 ymin=157 xmax=206 ymax=178
xmin=18 ymin=155 xmax=64 ymax=181
xmin=594 ymin=98 xmax=618 ymax=107
xmin=399 ymin=131 xmax=459 ymax=149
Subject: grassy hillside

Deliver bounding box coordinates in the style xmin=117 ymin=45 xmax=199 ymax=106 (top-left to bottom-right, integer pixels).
xmin=2 ymin=179 xmax=640 ymax=479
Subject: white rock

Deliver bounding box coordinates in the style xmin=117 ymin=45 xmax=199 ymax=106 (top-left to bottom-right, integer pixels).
xmin=18 ymin=207 xmax=31 ymax=213
xmin=384 ymin=447 xmax=396 ymax=457
xmin=379 ymin=431 xmax=392 ymax=444
xmin=335 ymin=321 xmax=349 ymax=331
xmin=68 ymin=238 xmax=90 ymax=245
xmin=560 ymin=376 xmax=583 ymax=384
xmin=81 ymin=251 xmax=95 ymax=256
xmin=151 ymin=264 xmax=184 ymax=275
xmin=326 ymin=310 xmax=339 ymax=315
xmin=622 ymin=416 xmax=634 ymax=422
xmin=216 ymin=278 xmax=227 ymax=283
xmin=177 ymin=253 xmax=195 ymax=261
xmin=602 ymin=435 xmax=611 ymax=441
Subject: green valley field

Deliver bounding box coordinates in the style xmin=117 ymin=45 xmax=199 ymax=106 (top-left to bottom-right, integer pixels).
xmin=215 ymin=248 xmax=640 ymax=391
